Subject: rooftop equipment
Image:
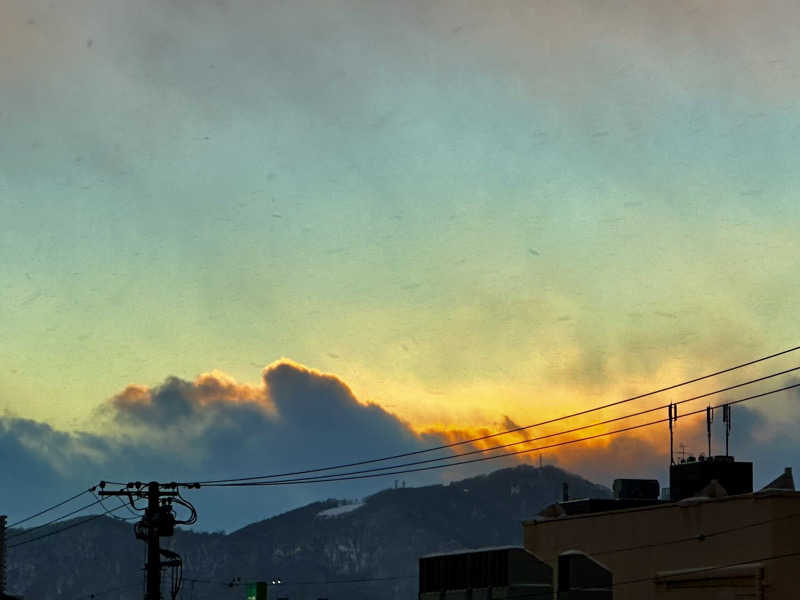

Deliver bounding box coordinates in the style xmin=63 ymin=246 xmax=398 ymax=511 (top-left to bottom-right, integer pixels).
xmin=419 ymin=547 xmax=552 ymax=599
xmin=669 ymin=455 xmax=753 ymax=501
xmin=558 ymin=552 xmax=612 ymax=599
xmin=612 ymin=479 xmax=660 ymax=500
xmin=760 ymin=467 xmax=795 ymax=492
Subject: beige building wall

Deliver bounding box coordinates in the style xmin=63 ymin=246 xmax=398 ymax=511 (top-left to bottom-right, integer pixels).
xmin=523 ymin=491 xmax=800 ymax=599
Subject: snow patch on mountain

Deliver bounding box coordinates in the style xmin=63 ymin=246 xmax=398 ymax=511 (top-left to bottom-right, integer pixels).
xmin=317 ymin=501 xmax=365 ymax=518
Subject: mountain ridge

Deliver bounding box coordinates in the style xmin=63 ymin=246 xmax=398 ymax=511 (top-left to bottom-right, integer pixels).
xmin=7 ymin=465 xmax=610 ymax=599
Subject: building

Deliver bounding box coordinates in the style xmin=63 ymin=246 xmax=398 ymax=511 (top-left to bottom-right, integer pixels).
xmin=523 ymin=462 xmax=799 ymax=599
xmin=419 ymin=546 xmax=553 ymax=599
xmin=420 ymin=461 xmax=800 ymax=599
xmin=0 ymin=516 xmax=22 ymax=600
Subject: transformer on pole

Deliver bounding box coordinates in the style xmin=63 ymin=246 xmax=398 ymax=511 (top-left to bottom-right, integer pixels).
xmin=98 ymin=481 xmax=198 ymax=600
xmin=1 ymin=515 xmax=6 ymax=598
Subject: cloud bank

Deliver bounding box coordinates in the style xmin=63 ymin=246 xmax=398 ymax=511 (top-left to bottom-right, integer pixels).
xmin=3 ymin=362 xmax=799 ymax=532
xmin=2 ymin=361 xmax=450 ymax=531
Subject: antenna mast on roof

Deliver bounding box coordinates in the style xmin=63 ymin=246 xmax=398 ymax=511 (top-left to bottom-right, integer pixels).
xmin=706 ymin=405 xmax=714 ymax=457
xmin=723 ymin=404 xmax=732 ymax=456
xmin=668 ymin=403 xmax=678 ymax=465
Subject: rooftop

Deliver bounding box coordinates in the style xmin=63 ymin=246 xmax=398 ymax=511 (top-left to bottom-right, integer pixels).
xmin=525 ymin=488 xmax=800 ymax=526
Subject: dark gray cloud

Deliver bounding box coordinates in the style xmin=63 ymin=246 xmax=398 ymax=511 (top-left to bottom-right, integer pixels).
xmin=0 ymin=361 xmax=443 ymax=532
xmin=104 ymin=361 xmax=428 ymax=474
xmin=3 ymin=368 xmax=799 ymax=532
xmin=552 ymin=382 xmax=800 ymax=491
xmin=711 ymin=395 xmax=800 ymax=489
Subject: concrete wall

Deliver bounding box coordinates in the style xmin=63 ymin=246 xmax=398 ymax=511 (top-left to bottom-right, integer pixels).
xmin=523 ymin=491 xmax=800 ymax=599
xmin=420 ymin=585 xmax=553 ymax=600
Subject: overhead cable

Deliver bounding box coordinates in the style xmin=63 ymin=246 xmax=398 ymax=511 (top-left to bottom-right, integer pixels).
xmin=196 ymin=344 xmax=800 ymax=485
xmin=7 ymin=503 xmax=131 ymax=549
xmin=199 ymin=366 xmax=800 ymax=486
xmin=201 ymin=382 xmax=800 ymax=487
xmin=7 ymin=488 xmax=94 ymax=528
xmin=6 ymin=497 xmax=105 ymax=540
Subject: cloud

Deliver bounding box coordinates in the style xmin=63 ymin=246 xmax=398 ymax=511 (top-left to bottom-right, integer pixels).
xmin=418 ymin=380 xmax=800 ymax=493
xmin=550 ymin=382 xmax=800 ymax=490
xmin=3 ymin=364 xmax=800 ymax=532
xmin=102 ymin=360 xmax=425 ymax=466
xmin=1 ymin=360 xmax=444 ymax=531
xmin=108 ymin=369 xmax=272 ymax=428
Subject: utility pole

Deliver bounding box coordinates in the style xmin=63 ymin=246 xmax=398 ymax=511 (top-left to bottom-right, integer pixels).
xmin=145 ymin=482 xmax=161 ymax=600
xmin=98 ymin=481 xmax=198 ymax=600
xmin=1 ymin=515 xmax=6 ymax=598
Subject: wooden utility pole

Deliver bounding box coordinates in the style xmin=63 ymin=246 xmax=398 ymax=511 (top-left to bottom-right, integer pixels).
xmin=145 ymin=482 xmax=161 ymax=600
xmin=1 ymin=515 xmax=6 ymax=598
xmin=99 ymin=481 xmax=197 ymax=600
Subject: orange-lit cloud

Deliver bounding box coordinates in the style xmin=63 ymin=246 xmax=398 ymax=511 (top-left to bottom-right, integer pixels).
xmin=2 ymin=361 xmax=800 ymax=530
xmin=104 ymin=358 xmax=800 ymax=485
xmin=108 ymin=360 xmax=374 ymax=424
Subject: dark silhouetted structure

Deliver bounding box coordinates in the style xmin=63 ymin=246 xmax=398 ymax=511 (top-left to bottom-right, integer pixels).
xmin=526 ymin=465 xmax=800 ymax=598
xmin=0 ymin=515 xmax=22 ymax=599
xmin=558 ymin=551 xmax=612 ymax=599
xmin=419 ymin=546 xmax=552 ymax=599
xmin=612 ymin=479 xmax=660 ymax=500
xmin=99 ymin=481 xmax=198 ymax=600
xmin=669 ymin=455 xmax=752 ymax=501
xmin=760 ymin=467 xmax=795 ymax=491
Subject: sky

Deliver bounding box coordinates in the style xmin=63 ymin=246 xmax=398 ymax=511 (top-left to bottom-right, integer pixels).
xmin=2 ymin=0 xmax=800 ymax=531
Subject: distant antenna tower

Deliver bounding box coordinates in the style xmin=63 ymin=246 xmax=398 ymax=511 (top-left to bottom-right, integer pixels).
xmin=706 ymin=406 xmax=714 ymax=457
xmin=679 ymin=443 xmax=688 ymax=463
xmin=668 ymin=403 xmax=678 ymax=465
xmin=723 ymin=404 xmax=732 ymax=456
xmin=539 ymin=455 xmax=543 ymax=469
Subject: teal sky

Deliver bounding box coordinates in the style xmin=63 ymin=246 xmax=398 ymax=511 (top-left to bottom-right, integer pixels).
xmin=2 ymin=0 xmax=799 ymax=436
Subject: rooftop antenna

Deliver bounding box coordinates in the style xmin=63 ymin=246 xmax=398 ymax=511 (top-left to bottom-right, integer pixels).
xmin=679 ymin=443 xmax=688 ymax=463
xmin=668 ymin=403 xmax=678 ymax=465
xmin=723 ymin=404 xmax=732 ymax=456
xmin=706 ymin=405 xmax=714 ymax=458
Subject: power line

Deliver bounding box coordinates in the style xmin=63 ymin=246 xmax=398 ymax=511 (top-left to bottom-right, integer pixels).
xmin=97 ymin=482 xmax=197 ymax=600
xmin=614 ymin=548 xmax=800 ymax=588
xmin=199 ymin=366 xmax=800 ymax=487
xmin=290 ymin=574 xmax=416 ymax=586
xmin=423 ymin=512 xmax=800 ymax=600
xmin=195 ymin=344 xmax=800 ymax=485
xmin=544 ymin=512 xmax=800 ymax=561
xmin=184 ymin=573 xmax=416 ymax=587
xmin=70 ymin=582 xmax=141 ymax=600
xmin=7 ymin=503 xmax=131 ymax=549
xmin=6 ymin=497 xmax=105 ymax=540
xmin=187 ymin=510 xmax=800 ymax=598
xmin=462 ymin=543 xmax=800 ymax=600
xmin=97 ymin=492 xmax=142 ymax=519
xmin=72 ymin=493 xmax=800 ymax=599
xmin=200 ymin=381 xmax=800 ymax=487
xmin=7 ymin=488 xmax=93 ymax=528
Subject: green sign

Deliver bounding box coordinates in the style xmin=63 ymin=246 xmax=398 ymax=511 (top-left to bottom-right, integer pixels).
xmin=246 ymin=581 xmax=268 ymax=600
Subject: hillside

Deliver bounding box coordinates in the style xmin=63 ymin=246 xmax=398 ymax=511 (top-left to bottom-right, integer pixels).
xmin=6 ymin=465 xmax=610 ymax=599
